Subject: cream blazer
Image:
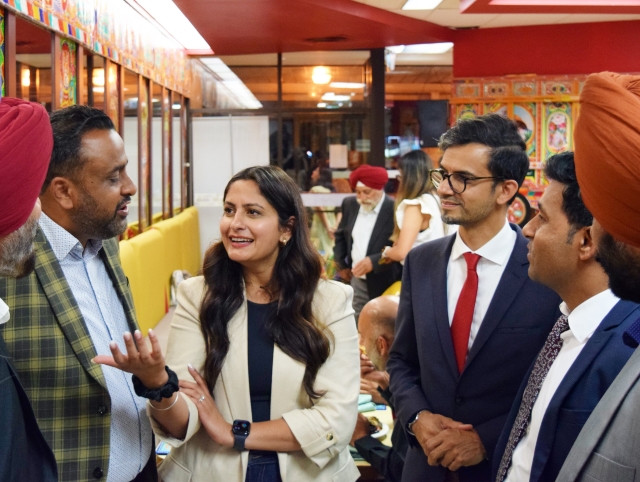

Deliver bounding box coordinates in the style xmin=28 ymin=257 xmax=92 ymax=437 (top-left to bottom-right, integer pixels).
xmin=152 ymin=276 xmax=361 ymax=482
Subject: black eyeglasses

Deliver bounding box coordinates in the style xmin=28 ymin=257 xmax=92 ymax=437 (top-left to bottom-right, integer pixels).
xmin=429 ymin=168 xmax=505 ymax=194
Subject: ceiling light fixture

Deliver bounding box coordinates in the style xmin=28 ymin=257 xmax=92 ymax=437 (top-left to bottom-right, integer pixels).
xmin=402 ymin=0 xmax=444 ymax=10
xmin=399 ymin=42 xmax=454 ymax=54
xmin=129 ymin=0 xmax=212 ymax=52
xmin=317 ymin=102 xmax=328 ymax=108
xmin=92 ymin=68 xmax=105 ymax=87
xmin=312 ymin=66 xmax=332 ymax=85
xmin=329 ymin=82 xmax=366 ymax=89
xmin=321 ymin=92 xmax=352 ymax=101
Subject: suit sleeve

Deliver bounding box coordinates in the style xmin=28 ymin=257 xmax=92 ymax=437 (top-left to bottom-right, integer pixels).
xmin=386 ymin=251 xmax=431 ymax=441
xmin=333 ymin=198 xmax=350 ymax=270
xmin=282 ymin=281 xmax=360 ymax=469
xmin=354 ymin=436 xmax=403 ymax=482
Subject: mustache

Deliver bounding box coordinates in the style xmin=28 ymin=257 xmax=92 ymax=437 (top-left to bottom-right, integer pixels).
xmin=116 ymin=196 xmax=132 ymax=211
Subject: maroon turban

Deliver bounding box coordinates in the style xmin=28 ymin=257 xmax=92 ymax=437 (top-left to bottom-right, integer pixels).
xmin=349 ymin=165 xmax=388 ymax=191
xmin=575 ymin=72 xmax=640 ymax=248
xmin=0 ymin=97 xmax=53 ymax=237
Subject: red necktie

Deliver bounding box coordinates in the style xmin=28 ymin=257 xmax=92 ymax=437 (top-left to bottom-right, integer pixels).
xmin=451 ymin=252 xmax=481 ymax=373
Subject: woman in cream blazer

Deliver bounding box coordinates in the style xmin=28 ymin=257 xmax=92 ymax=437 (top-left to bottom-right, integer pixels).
xmin=155 ymin=275 xmax=360 ymax=482
xmin=96 ymin=166 xmax=360 ymax=482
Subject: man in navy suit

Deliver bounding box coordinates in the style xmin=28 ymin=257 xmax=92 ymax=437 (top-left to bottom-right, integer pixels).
xmin=493 ymin=151 xmax=639 ymax=482
xmin=387 ymin=114 xmax=561 ymax=482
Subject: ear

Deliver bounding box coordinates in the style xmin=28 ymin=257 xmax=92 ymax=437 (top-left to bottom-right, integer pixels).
xmin=46 ymin=177 xmax=77 ymax=210
xmin=376 ymin=335 xmax=390 ymax=358
xmin=578 ymin=226 xmax=598 ymax=261
xmin=496 ymin=179 xmax=520 ymax=207
xmin=281 ymin=215 xmax=295 ymax=238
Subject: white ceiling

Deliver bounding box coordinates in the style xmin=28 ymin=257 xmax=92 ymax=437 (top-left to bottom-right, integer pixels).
xmin=354 ymin=0 xmax=640 ymax=28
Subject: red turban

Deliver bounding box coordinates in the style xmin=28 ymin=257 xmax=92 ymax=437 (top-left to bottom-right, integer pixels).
xmin=0 ymin=97 xmax=53 ymax=237
xmin=575 ymin=72 xmax=640 ymax=248
xmin=349 ymin=165 xmax=388 ymax=191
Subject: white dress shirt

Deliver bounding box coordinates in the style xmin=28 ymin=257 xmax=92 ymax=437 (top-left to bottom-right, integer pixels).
xmin=446 ymin=221 xmax=516 ymax=350
xmin=39 ymin=213 xmax=152 ymax=482
xmin=505 ymin=289 xmax=620 ymax=482
xmin=0 ymin=297 xmax=9 ymax=325
xmin=351 ymin=194 xmax=385 ymax=279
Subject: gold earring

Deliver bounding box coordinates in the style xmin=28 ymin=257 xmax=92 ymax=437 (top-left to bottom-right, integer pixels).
xmin=281 ymin=238 xmax=288 ymax=246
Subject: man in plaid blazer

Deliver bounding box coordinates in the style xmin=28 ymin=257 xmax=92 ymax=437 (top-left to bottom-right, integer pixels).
xmin=0 ymin=106 xmax=157 ymax=482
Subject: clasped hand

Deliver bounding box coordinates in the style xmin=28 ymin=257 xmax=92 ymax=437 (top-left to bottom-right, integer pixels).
xmin=93 ymin=329 xmax=233 ymax=447
xmin=413 ymin=411 xmax=486 ymax=472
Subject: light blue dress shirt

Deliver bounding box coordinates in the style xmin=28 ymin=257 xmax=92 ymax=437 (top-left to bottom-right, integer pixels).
xmin=39 ymin=213 xmax=152 ymax=482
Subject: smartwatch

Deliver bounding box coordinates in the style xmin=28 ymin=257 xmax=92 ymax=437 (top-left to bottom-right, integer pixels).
xmin=232 ymin=420 xmax=251 ymax=451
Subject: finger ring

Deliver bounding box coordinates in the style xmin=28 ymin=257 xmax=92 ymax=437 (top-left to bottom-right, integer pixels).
xmin=198 ymin=395 xmax=205 ymax=403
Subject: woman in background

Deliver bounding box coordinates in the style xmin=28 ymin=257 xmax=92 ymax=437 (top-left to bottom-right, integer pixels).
xmin=381 ymin=150 xmax=447 ymax=264
xmin=96 ymin=166 xmax=360 ymax=482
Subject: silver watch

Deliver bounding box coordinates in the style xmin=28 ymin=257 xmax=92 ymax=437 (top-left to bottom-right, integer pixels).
xmin=407 ymin=410 xmax=427 ymax=436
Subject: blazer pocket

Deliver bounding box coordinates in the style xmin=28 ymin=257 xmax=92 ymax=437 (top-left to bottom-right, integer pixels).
xmin=557 ymin=408 xmax=593 ymax=426
xmin=582 ymin=452 xmax=636 ymax=482
xmin=332 ymin=458 xmax=360 ymax=482
xmin=158 ymin=456 xmax=192 ymax=482
xmin=494 ymin=326 xmax=540 ymax=335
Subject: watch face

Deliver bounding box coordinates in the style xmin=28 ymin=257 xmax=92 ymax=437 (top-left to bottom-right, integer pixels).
xmin=232 ymin=420 xmax=251 ymax=436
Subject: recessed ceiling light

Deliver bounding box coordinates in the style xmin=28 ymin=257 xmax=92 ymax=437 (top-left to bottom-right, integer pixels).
xmin=400 ymin=42 xmax=454 ymax=54
xmin=329 ymin=82 xmax=365 ymax=89
xmin=402 ymin=0 xmax=444 ymax=10
xmin=317 ymin=102 xmax=328 ymax=108
xmin=321 ymin=92 xmax=351 ymax=101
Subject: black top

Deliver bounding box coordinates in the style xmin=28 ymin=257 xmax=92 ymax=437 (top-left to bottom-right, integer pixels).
xmin=247 ymin=300 xmax=277 ymax=424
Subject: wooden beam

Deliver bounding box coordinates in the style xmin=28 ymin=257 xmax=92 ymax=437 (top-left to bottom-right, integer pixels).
xmin=4 ymin=10 xmax=17 ymax=98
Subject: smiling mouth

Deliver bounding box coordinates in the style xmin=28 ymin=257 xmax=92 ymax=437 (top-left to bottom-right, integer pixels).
xmin=230 ymin=237 xmax=253 ymax=245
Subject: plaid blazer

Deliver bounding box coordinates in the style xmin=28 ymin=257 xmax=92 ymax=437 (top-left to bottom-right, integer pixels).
xmin=0 ymin=227 xmax=140 ymax=482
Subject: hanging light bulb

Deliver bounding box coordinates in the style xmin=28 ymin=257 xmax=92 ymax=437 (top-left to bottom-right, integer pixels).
xmin=21 ymin=69 xmax=31 ymax=87
xmin=312 ymin=66 xmax=331 ymax=85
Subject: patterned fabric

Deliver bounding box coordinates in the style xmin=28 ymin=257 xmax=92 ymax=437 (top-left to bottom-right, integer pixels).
xmin=39 ymin=214 xmax=152 ymax=482
xmin=0 ymin=227 xmax=142 ymax=482
xmin=623 ymin=317 xmax=640 ymax=348
xmin=496 ymin=314 xmax=570 ymax=482
xmin=451 ymin=252 xmax=481 ymax=373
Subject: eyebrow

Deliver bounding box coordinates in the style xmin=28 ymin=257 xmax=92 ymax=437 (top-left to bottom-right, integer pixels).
xmin=108 ymin=160 xmax=128 ymax=175
xmin=224 ymin=201 xmax=265 ymax=209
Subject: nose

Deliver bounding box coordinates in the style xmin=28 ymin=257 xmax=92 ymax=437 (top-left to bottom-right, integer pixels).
xmin=122 ymin=169 xmax=137 ymax=197
xmin=230 ymin=212 xmax=245 ymax=230
xmin=522 ymin=216 xmax=536 ymax=240
xmin=437 ymin=177 xmax=454 ymax=197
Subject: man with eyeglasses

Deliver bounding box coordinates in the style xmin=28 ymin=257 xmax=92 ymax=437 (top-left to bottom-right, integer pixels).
xmin=387 ymin=114 xmax=561 ymax=482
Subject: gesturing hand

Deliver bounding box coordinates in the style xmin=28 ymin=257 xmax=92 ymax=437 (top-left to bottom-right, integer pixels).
xmin=179 ymin=365 xmax=233 ymax=448
xmin=93 ymin=329 xmax=168 ymax=389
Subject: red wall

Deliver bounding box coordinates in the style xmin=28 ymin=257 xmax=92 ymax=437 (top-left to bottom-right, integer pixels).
xmin=453 ymin=20 xmax=640 ymax=78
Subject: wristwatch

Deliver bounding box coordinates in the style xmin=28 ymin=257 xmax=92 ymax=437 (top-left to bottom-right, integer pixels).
xmin=232 ymin=420 xmax=251 ymax=451
xmin=407 ymin=410 xmax=427 ymax=436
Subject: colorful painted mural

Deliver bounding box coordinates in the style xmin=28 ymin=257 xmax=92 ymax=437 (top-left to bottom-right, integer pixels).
xmin=1 ymin=0 xmax=190 ymax=95
xmin=544 ymin=102 xmax=572 ymax=159
xmin=106 ymin=60 xmax=119 ymax=131
xmin=59 ymin=37 xmax=76 ymax=107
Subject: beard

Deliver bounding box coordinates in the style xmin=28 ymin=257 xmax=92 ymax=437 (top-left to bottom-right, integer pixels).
xmin=440 ymin=195 xmax=495 ymax=227
xmin=596 ymin=231 xmax=640 ymax=303
xmin=70 ymin=186 xmax=130 ymax=241
xmin=0 ymin=215 xmax=39 ymax=278
xmin=357 ymin=198 xmax=376 ymax=213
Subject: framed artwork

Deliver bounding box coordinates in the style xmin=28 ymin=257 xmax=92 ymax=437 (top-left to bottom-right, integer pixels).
xmin=137 ymin=75 xmax=151 ymax=231
xmin=484 ymin=103 xmax=506 ymax=116
xmin=543 ymin=102 xmax=572 ymax=159
xmin=59 ymin=37 xmax=77 ymax=107
xmin=514 ymin=103 xmax=537 ymax=160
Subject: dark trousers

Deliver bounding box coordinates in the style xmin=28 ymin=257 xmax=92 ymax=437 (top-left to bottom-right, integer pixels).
xmin=131 ymin=443 xmax=159 ymax=482
xmin=245 ymin=451 xmax=282 ymax=482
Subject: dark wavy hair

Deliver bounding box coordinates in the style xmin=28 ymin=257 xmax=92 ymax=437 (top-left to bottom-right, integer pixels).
xmin=199 ymin=166 xmax=330 ymax=399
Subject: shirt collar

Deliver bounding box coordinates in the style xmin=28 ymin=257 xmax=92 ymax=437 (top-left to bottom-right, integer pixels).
xmin=0 ymin=297 xmax=9 ymax=325
xmin=450 ymin=220 xmax=515 ymax=266
xmin=39 ymin=212 xmax=103 ymax=262
xmin=358 ymin=193 xmax=385 ymax=216
xmin=559 ymin=289 xmax=620 ymax=343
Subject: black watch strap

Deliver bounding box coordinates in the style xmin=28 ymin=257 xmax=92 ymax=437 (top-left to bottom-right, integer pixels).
xmin=233 ymin=432 xmax=248 ymax=451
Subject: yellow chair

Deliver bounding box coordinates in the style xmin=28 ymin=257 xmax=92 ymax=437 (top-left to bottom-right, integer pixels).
xmin=180 ymin=207 xmax=202 ymax=276
xmin=118 ymin=239 xmax=142 ymax=315
xmin=127 ymin=229 xmax=168 ymax=332
xmin=382 ymin=281 xmax=402 ymax=296
xmin=151 ymin=216 xmax=184 ymax=301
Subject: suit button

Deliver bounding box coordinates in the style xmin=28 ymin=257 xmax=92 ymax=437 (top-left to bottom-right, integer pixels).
xmin=455 ymin=396 xmax=465 ymax=406
xmin=93 ymin=467 xmax=103 ymax=479
xmin=326 ymin=433 xmax=334 ymax=441
xmin=97 ymin=404 xmax=108 ymax=416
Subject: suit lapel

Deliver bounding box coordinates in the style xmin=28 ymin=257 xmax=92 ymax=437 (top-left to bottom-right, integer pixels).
xmin=100 ymin=238 xmax=138 ymax=332
xmin=465 ymin=230 xmax=529 ymax=369
xmin=219 ymin=300 xmax=252 ymax=421
xmin=429 ymin=236 xmax=459 ymax=378
xmin=366 ymin=196 xmax=392 ymax=255
xmin=34 ymin=229 xmax=107 ymax=389
xmin=530 ymin=300 xmax=638 ymax=481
